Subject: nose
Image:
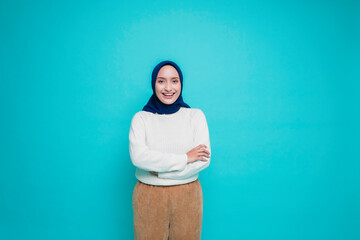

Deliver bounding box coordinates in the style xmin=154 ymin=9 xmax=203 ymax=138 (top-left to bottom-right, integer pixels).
xmin=165 ymin=81 xmax=171 ymax=91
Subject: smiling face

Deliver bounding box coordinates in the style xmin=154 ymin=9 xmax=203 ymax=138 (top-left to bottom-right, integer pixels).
xmin=155 ymin=65 xmax=181 ymax=105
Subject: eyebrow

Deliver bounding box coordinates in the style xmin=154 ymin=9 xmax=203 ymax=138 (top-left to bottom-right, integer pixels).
xmin=156 ymin=77 xmax=179 ymax=80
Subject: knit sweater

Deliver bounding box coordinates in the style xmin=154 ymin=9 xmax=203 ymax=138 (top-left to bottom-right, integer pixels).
xmin=129 ymin=107 xmax=211 ymax=186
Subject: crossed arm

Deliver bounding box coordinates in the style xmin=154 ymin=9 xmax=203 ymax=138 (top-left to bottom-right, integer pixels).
xmin=129 ymin=110 xmax=211 ymax=180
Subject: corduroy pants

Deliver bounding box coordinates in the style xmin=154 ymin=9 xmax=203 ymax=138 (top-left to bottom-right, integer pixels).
xmin=132 ymin=179 xmax=203 ymax=240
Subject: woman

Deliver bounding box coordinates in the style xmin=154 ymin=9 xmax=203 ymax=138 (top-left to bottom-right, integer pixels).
xmin=129 ymin=60 xmax=211 ymax=240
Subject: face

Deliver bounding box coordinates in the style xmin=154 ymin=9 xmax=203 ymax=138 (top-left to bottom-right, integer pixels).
xmin=155 ymin=65 xmax=181 ymax=105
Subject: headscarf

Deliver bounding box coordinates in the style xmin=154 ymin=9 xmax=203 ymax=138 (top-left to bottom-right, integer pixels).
xmin=142 ymin=60 xmax=190 ymax=114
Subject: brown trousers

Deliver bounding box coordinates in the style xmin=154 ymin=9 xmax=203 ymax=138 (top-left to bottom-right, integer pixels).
xmin=133 ymin=179 xmax=203 ymax=240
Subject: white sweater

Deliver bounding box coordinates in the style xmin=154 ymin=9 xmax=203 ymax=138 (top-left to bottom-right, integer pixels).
xmin=129 ymin=107 xmax=211 ymax=186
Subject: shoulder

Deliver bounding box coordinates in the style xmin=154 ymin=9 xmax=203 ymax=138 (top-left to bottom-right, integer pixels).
xmin=131 ymin=111 xmax=143 ymax=121
xmin=182 ymin=107 xmax=207 ymax=120
xmin=130 ymin=110 xmax=154 ymax=125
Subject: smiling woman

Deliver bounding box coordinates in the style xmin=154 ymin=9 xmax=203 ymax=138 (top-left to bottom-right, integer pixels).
xmin=155 ymin=66 xmax=182 ymax=105
xmin=129 ymin=60 xmax=211 ymax=239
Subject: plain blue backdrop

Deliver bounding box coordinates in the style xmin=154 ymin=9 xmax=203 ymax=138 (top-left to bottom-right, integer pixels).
xmin=1 ymin=0 xmax=359 ymax=239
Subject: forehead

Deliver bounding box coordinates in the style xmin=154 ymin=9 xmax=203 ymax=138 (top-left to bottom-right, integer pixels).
xmin=157 ymin=65 xmax=179 ymax=77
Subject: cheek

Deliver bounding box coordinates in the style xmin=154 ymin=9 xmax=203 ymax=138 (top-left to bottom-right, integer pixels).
xmin=155 ymin=84 xmax=162 ymax=93
xmin=176 ymin=84 xmax=181 ymax=93
xmin=155 ymin=85 xmax=161 ymax=98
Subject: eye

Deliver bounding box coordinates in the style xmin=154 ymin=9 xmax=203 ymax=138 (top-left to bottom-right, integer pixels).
xmin=158 ymin=80 xmax=164 ymax=83
xmin=172 ymin=80 xmax=179 ymax=83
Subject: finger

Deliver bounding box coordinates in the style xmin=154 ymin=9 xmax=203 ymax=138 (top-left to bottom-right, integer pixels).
xmin=198 ymin=153 xmax=210 ymax=159
xmin=197 ymin=153 xmax=210 ymax=158
xmin=199 ymin=157 xmax=208 ymax=161
xmin=198 ymin=149 xmax=210 ymax=155
xmin=197 ymin=150 xmax=210 ymax=156
xmin=197 ymin=144 xmax=207 ymax=149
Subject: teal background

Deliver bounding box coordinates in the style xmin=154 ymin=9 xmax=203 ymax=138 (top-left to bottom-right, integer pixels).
xmin=1 ymin=0 xmax=359 ymax=239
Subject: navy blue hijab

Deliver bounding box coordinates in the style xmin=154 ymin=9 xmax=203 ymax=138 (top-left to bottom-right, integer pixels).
xmin=142 ymin=60 xmax=190 ymax=114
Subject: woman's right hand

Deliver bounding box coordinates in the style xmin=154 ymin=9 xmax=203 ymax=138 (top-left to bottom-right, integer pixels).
xmin=186 ymin=144 xmax=210 ymax=163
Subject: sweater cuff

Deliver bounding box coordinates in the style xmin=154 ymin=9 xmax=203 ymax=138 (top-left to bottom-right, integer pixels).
xmin=159 ymin=153 xmax=188 ymax=177
xmin=175 ymin=153 xmax=188 ymax=171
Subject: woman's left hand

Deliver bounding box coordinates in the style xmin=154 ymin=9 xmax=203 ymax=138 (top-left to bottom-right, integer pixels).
xmin=150 ymin=171 xmax=158 ymax=176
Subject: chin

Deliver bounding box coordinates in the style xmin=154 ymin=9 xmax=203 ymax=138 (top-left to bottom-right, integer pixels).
xmin=162 ymin=100 xmax=176 ymax=105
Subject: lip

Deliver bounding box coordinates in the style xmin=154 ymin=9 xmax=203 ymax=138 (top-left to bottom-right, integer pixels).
xmin=162 ymin=93 xmax=175 ymax=99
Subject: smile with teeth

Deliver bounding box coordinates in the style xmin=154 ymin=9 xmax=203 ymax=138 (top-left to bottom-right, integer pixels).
xmin=162 ymin=93 xmax=175 ymax=99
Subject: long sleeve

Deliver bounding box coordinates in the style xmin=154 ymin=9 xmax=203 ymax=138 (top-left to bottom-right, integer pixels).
xmin=129 ymin=112 xmax=188 ymax=172
xmin=158 ymin=109 xmax=211 ymax=180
